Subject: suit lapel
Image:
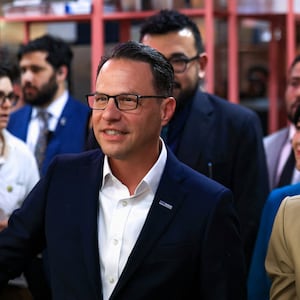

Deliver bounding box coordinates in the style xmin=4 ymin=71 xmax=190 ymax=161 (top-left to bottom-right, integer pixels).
xmin=110 ymin=151 xmax=187 ymax=299
xmin=177 ymin=91 xmax=214 ymax=168
xmin=264 ymin=128 xmax=289 ymax=189
xmin=78 ymin=151 xmax=104 ymax=299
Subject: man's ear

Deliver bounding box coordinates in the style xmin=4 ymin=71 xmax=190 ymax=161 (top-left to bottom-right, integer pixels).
xmin=161 ymin=97 xmax=176 ymax=126
xmin=56 ymin=65 xmax=68 ymax=80
xmin=198 ymin=53 xmax=208 ymax=79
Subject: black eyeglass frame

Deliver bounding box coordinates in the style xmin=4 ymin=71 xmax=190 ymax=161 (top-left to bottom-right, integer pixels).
xmin=0 ymin=92 xmax=19 ymax=107
xmin=86 ymin=93 xmax=168 ymax=111
xmin=168 ymin=54 xmax=199 ymax=73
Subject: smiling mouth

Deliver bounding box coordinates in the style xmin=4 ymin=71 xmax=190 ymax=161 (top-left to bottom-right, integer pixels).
xmin=104 ymin=129 xmax=125 ymax=136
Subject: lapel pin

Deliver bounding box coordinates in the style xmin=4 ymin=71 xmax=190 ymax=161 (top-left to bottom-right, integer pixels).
xmin=60 ymin=117 xmax=67 ymax=126
xmin=159 ymin=200 xmax=173 ymax=210
xmin=6 ymin=186 xmax=13 ymax=193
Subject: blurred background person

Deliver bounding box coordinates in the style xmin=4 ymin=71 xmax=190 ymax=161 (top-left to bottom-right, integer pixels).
xmin=139 ymin=9 xmax=269 ymax=272
xmin=0 ymin=63 xmax=39 ymax=300
xmin=265 ymin=105 xmax=300 ymax=299
xmin=264 ymin=55 xmax=300 ymax=190
xmin=7 ymin=34 xmax=91 ymax=300
xmin=248 ymin=103 xmax=300 ymax=300
xmin=7 ymin=34 xmax=90 ymax=176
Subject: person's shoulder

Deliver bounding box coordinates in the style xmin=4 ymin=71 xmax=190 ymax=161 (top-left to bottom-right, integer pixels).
xmin=171 ymin=152 xmax=230 ymax=196
xmin=278 ymin=194 xmax=300 ymax=223
xmin=267 ymin=183 xmax=300 ymax=208
xmin=264 ymin=127 xmax=289 ymax=143
xmin=3 ymin=130 xmax=38 ymax=170
xmin=272 ymin=182 xmax=300 ymax=197
xmin=204 ymin=92 xmax=258 ymax=118
xmin=53 ymin=149 xmax=103 ymax=165
xmin=9 ymin=104 xmax=31 ymax=118
xmin=67 ymin=95 xmax=90 ymax=113
xmin=68 ymin=95 xmax=89 ymax=107
xmin=3 ymin=129 xmax=30 ymax=152
xmin=283 ymin=193 xmax=300 ymax=207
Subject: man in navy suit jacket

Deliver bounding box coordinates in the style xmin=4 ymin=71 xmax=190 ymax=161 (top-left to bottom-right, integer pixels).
xmin=7 ymin=34 xmax=90 ymax=299
xmin=0 ymin=41 xmax=246 ymax=300
xmin=139 ymin=9 xmax=269 ymax=272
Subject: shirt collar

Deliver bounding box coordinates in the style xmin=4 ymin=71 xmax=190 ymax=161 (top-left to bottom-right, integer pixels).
xmin=289 ymin=123 xmax=296 ymax=143
xmin=0 ymin=129 xmax=12 ymax=165
xmin=102 ymin=138 xmax=167 ymax=195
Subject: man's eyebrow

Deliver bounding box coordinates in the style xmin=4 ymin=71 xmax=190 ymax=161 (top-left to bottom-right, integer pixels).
xmin=168 ymin=53 xmax=187 ymax=59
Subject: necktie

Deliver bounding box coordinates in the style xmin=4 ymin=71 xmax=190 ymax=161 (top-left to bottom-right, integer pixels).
xmin=34 ymin=110 xmax=50 ymax=174
xmin=277 ymin=148 xmax=296 ymax=187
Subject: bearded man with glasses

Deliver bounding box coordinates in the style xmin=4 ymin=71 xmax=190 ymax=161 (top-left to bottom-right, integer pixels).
xmin=139 ymin=9 xmax=269 ymax=274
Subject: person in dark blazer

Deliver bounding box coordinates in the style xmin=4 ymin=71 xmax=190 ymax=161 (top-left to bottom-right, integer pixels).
xmin=7 ymin=34 xmax=90 ymax=299
xmin=0 ymin=41 xmax=246 ymax=300
xmin=248 ymin=105 xmax=300 ymax=300
xmin=138 ymin=9 xmax=269 ymax=272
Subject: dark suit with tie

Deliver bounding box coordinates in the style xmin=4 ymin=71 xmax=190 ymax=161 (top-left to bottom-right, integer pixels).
xmin=0 ymin=149 xmax=246 ymax=300
xmin=173 ymin=90 xmax=269 ymax=270
xmin=7 ymin=96 xmax=91 ymax=176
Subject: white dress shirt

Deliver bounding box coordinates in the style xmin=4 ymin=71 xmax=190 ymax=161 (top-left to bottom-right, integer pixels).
xmin=98 ymin=140 xmax=167 ymax=300
xmin=26 ymin=91 xmax=68 ymax=153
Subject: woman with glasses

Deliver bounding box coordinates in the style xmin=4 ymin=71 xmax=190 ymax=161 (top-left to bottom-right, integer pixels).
xmin=0 ymin=64 xmax=39 ymax=300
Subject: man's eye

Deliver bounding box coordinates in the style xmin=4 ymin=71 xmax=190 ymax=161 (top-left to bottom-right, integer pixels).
xmin=95 ymin=95 xmax=108 ymax=102
xmin=119 ymin=96 xmax=135 ymax=102
xmin=289 ymin=80 xmax=300 ymax=87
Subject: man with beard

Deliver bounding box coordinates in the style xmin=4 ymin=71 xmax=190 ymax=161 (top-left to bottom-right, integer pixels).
xmin=7 ymin=34 xmax=90 ymax=300
xmin=264 ymin=55 xmax=300 ymax=190
xmin=138 ymin=9 xmax=269 ymax=273
xmin=7 ymin=34 xmax=90 ymax=176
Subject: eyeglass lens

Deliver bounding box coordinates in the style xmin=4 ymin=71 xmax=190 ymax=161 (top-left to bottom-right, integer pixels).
xmin=0 ymin=92 xmax=18 ymax=106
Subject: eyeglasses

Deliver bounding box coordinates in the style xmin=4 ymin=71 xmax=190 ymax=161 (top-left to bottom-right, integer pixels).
xmin=168 ymin=55 xmax=199 ymax=73
xmin=86 ymin=93 xmax=167 ymax=111
xmin=0 ymin=92 xmax=19 ymax=107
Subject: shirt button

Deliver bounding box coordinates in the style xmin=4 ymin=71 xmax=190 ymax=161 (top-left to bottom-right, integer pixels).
xmin=122 ymin=200 xmax=128 ymax=207
xmin=109 ymin=277 xmax=115 ymax=284
xmin=113 ymin=238 xmax=118 ymax=245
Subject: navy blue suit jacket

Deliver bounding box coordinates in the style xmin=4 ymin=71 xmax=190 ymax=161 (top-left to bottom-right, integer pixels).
xmin=0 ymin=149 xmax=246 ymax=300
xmin=247 ymin=183 xmax=300 ymax=300
xmin=7 ymin=96 xmax=90 ymax=176
xmin=173 ymin=90 xmax=269 ymax=270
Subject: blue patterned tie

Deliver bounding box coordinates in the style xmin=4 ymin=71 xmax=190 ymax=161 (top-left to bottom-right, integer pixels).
xmin=34 ymin=110 xmax=50 ymax=174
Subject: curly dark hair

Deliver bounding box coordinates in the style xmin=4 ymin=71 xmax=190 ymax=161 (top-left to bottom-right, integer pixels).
xmin=140 ymin=9 xmax=205 ymax=54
